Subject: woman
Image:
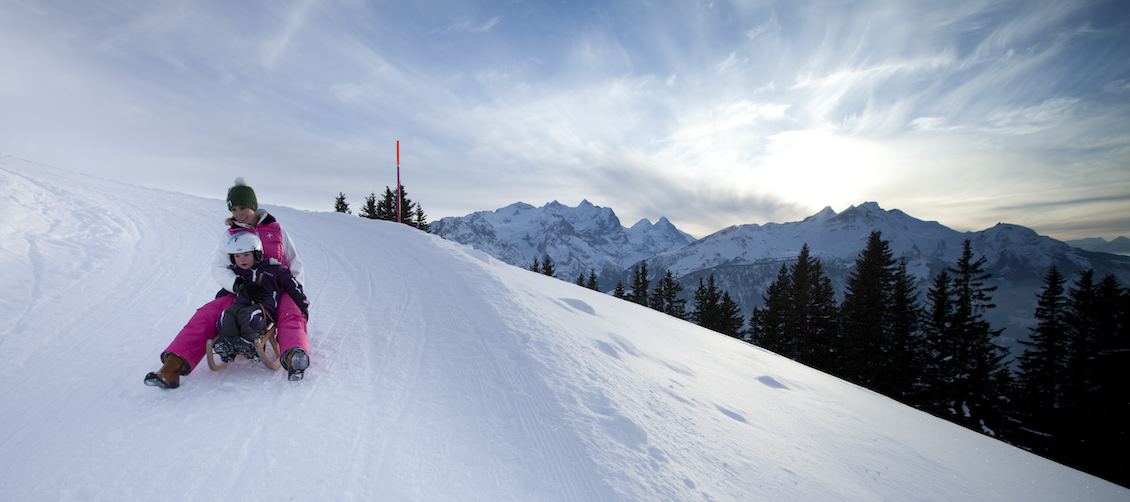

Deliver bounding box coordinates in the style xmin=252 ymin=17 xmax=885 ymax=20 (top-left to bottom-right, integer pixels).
xmin=145 ymin=178 xmax=311 ymax=388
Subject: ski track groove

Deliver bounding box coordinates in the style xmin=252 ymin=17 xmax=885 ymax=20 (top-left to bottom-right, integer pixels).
xmin=371 ymin=239 xmax=433 ymax=483
xmin=428 ymin=256 xmax=609 ymax=501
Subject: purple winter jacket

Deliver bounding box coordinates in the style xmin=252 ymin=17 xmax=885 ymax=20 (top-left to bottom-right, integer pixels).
xmin=229 ymin=258 xmax=309 ymax=323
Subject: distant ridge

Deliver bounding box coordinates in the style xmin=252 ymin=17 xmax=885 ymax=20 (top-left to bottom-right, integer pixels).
xmin=1066 ymin=236 xmax=1130 ymax=256
xmin=430 ymin=200 xmax=694 ymax=289
xmin=627 ymin=202 xmax=1130 ymax=355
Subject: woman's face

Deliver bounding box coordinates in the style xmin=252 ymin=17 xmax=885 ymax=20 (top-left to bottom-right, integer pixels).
xmin=230 ymin=206 xmax=257 ymax=226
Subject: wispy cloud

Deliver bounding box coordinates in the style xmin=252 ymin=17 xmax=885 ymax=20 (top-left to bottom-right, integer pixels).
xmin=436 ymin=16 xmax=501 ymax=35
xmin=262 ymin=0 xmax=320 ymax=70
xmin=1 ymin=0 xmax=1127 ymax=240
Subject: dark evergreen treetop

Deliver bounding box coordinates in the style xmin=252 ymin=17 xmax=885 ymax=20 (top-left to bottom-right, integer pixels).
xmin=690 ymin=273 xmax=722 ymax=331
xmin=650 ymin=270 xmax=686 ymax=320
xmin=540 ymin=253 xmax=556 ymax=278
xmin=839 ymin=231 xmax=898 ymax=384
xmin=786 ymin=244 xmax=838 ymax=371
xmin=613 ymin=281 xmax=627 ymax=299
xmin=630 ymin=260 xmax=650 ymax=306
xmin=334 ymin=192 xmax=350 ymax=214
xmin=414 ymin=205 xmax=430 ymax=232
xmin=1015 ymin=266 xmax=1069 ymax=412
xmin=358 ymin=192 xmax=379 ymax=220
xmin=749 ymin=262 xmax=792 ymax=355
xmin=925 ymin=239 xmax=1009 ymax=435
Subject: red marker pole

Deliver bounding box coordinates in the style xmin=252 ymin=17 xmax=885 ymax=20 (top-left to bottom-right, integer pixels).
xmin=396 ymin=141 xmax=401 ymax=223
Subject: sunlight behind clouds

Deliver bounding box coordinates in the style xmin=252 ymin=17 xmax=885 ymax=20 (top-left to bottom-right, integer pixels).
xmin=1 ymin=0 xmax=1127 ymax=240
xmin=760 ymin=129 xmax=881 ymax=212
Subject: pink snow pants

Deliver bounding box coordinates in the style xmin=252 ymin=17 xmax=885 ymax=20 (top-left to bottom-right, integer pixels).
xmin=162 ymin=293 xmax=309 ymax=374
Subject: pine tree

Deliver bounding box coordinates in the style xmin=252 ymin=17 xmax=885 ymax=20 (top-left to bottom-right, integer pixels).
xmin=885 ymin=259 xmax=925 ymax=402
xmin=586 ymin=269 xmax=599 ymax=291
xmin=839 ymin=231 xmax=898 ymax=383
xmin=540 ymin=253 xmax=556 ymax=278
xmin=1011 ymin=270 xmax=1130 ymax=486
xmin=613 ymin=281 xmax=627 ymax=299
xmin=414 ymin=204 xmax=430 ymax=232
xmin=358 ymin=192 xmax=379 ymax=219
xmin=576 ymin=271 xmax=586 ymax=287
xmin=689 ymin=272 xmax=741 ymax=336
xmin=334 ymin=192 xmax=351 ymax=214
xmin=649 ymin=270 xmax=686 ymax=319
xmin=529 ymin=256 xmax=541 ymax=273
xmin=1081 ymin=274 xmax=1129 ymax=486
xmin=1013 ymin=266 xmax=1069 ymax=448
xmin=377 ymin=187 xmax=395 ymax=221
xmin=787 ymin=244 xmax=838 ymax=372
xmin=630 ymin=261 xmax=650 ymax=306
xmin=1057 ymin=270 xmax=1104 ymax=474
xmin=718 ymin=291 xmax=744 ymax=338
xmin=924 ymin=240 xmax=1009 ymax=436
xmin=749 ymin=263 xmax=792 ymax=355
xmin=690 ymin=274 xmax=722 ymax=331
xmin=389 ymin=185 xmax=416 ymax=226
xmin=923 ymin=269 xmax=955 ymax=409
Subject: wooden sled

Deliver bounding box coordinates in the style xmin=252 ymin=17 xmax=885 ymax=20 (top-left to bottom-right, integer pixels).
xmin=205 ymin=322 xmax=282 ymax=371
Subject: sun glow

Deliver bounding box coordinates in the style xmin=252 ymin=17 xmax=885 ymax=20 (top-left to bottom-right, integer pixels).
xmin=757 ymin=129 xmax=881 ymax=211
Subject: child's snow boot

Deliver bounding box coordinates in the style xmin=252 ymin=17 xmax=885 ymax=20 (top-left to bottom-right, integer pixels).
xmin=233 ymin=337 xmax=259 ymax=362
xmin=213 ymin=339 xmax=237 ymax=363
xmin=144 ymin=353 xmax=189 ymax=389
xmin=283 ymin=348 xmax=309 ymax=381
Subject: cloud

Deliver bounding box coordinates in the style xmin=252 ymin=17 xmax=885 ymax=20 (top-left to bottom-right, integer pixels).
xmin=262 ymin=0 xmax=320 ymax=70
xmin=1 ymin=0 xmax=1128 ymax=241
xmin=437 ymin=16 xmax=501 ymax=35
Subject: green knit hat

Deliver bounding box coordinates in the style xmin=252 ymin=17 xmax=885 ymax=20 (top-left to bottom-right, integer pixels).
xmin=226 ymin=177 xmax=258 ymax=211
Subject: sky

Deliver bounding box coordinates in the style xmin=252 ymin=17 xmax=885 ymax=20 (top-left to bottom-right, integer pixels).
xmin=2 ymin=0 xmax=1128 ymax=240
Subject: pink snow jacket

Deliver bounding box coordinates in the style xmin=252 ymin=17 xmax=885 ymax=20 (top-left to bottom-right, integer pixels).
xmin=211 ymin=210 xmax=304 ymax=294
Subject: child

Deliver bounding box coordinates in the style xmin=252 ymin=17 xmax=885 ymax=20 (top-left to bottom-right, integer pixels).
xmin=214 ymin=232 xmax=309 ymax=364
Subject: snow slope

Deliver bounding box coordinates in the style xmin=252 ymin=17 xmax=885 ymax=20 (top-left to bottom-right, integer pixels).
xmin=1 ymin=155 xmax=1124 ymax=501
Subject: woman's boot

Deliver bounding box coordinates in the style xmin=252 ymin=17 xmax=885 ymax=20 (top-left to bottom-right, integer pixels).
xmin=144 ymin=353 xmax=189 ymax=389
xmin=284 ymin=348 xmax=309 ymax=381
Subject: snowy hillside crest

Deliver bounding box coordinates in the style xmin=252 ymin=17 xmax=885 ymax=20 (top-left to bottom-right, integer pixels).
xmin=2 ymin=155 xmax=1125 ymax=501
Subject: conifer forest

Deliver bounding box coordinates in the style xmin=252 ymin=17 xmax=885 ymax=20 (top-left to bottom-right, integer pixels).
xmin=617 ymin=231 xmax=1127 ymax=488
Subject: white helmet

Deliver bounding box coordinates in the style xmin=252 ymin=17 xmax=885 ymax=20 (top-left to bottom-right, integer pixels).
xmin=226 ymin=233 xmax=263 ymax=264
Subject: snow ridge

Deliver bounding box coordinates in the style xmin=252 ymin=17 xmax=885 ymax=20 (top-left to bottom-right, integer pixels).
xmin=431 ymin=200 xmax=694 ymax=289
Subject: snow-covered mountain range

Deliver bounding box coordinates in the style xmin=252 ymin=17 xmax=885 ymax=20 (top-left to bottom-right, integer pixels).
xmin=435 ymin=196 xmax=1130 ymax=354
xmin=430 ymin=200 xmax=694 ymax=288
xmin=630 ymin=202 xmax=1130 ymax=351
xmin=4 ymin=154 xmax=1125 ymax=500
xmin=1067 ymin=236 xmax=1130 ymax=256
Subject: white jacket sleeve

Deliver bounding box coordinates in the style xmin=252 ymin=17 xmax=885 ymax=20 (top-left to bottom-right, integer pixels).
xmin=280 ymin=225 xmax=305 ymax=286
xmin=212 ymin=231 xmax=239 ymax=293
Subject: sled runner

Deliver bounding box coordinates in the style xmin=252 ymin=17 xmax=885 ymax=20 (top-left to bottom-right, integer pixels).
xmin=205 ymin=321 xmax=282 ymax=371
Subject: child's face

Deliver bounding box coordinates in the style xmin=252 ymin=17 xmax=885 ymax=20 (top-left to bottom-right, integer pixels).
xmin=233 ymin=251 xmax=256 ymax=270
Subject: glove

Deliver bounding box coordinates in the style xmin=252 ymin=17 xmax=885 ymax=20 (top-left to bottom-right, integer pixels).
xmin=234 ymin=277 xmax=268 ymax=302
xmin=299 ymin=304 xmax=309 ymax=320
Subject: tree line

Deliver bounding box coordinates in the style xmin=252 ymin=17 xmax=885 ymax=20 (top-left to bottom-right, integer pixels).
xmin=588 ymin=231 xmax=1126 ymax=487
xmin=334 ymin=187 xmax=430 ymax=232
